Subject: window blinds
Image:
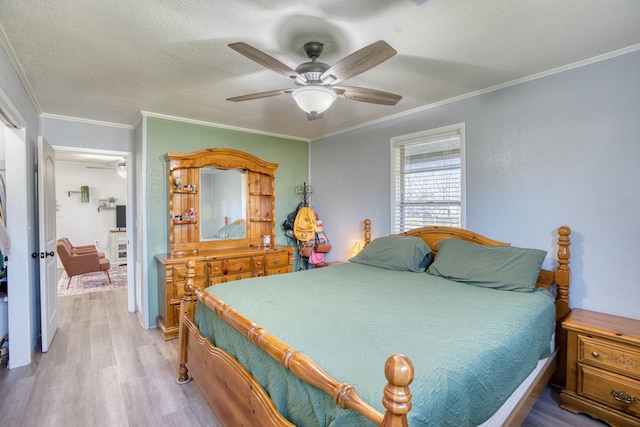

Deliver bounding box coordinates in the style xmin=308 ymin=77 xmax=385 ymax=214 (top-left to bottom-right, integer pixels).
xmin=391 ymin=128 xmax=462 ymax=233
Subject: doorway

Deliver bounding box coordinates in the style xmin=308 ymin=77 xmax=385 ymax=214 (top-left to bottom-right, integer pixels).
xmin=53 ymin=147 xmax=134 ymax=310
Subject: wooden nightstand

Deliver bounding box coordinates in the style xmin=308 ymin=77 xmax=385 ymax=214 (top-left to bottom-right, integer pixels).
xmin=560 ymin=309 xmax=640 ymax=426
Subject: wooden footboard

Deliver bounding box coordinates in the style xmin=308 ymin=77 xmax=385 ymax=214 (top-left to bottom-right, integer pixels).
xmin=177 ymin=260 xmax=414 ymax=426
xmin=179 ymin=302 xmax=295 ymax=426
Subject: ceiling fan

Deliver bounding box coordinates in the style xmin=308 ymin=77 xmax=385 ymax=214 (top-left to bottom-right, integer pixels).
xmin=86 ymin=159 xmax=127 ymax=177
xmin=227 ymin=40 xmax=402 ymax=120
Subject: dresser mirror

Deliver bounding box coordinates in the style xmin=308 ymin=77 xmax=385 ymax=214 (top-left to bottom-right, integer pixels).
xmin=166 ymin=148 xmax=278 ymax=256
xmin=199 ymin=167 xmax=247 ymax=241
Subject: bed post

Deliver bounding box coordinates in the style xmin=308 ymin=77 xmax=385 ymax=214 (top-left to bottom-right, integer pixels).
xmin=177 ymin=259 xmax=197 ymax=384
xmin=555 ymin=226 xmax=571 ymax=320
xmin=364 ymin=218 xmax=371 ymax=246
xmin=552 ymin=226 xmax=571 ymax=387
xmin=381 ymin=354 xmax=414 ymax=427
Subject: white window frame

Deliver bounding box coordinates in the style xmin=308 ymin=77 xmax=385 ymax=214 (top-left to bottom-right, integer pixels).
xmin=390 ymin=123 xmax=466 ymax=233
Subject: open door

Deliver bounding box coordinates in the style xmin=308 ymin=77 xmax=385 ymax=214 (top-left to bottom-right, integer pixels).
xmin=38 ymin=137 xmax=58 ymax=352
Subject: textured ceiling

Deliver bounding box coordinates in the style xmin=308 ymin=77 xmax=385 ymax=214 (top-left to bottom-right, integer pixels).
xmin=1 ymin=0 xmax=639 ymax=140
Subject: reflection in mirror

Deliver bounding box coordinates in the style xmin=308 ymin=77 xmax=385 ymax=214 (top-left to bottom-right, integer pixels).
xmin=199 ymin=168 xmax=247 ymax=241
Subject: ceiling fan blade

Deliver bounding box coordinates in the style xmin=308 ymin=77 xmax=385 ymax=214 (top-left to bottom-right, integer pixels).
xmin=306 ymin=112 xmax=323 ymax=121
xmin=321 ymin=40 xmax=397 ymax=84
xmin=227 ymin=88 xmax=293 ymax=102
xmin=229 ymin=42 xmax=305 ymax=82
xmin=333 ymin=85 xmax=402 ymax=106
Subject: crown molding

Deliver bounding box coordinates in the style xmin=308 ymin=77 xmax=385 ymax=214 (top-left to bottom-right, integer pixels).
xmin=140 ymin=111 xmax=309 ymax=142
xmin=40 ymin=113 xmax=135 ymax=130
xmin=315 ymin=43 xmax=640 ymax=141
xmin=0 ymin=21 xmax=42 ymax=116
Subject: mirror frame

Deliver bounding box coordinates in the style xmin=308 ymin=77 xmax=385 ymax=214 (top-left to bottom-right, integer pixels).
xmin=166 ymin=148 xmax=278 ymax=256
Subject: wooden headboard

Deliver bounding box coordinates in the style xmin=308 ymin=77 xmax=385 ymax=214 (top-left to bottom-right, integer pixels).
xmin=363 ymin=220 xmax=571 ymax=321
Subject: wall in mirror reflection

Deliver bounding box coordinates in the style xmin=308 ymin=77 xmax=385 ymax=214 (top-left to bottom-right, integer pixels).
xmin=200 ymin=168 xmax=247 ymax=240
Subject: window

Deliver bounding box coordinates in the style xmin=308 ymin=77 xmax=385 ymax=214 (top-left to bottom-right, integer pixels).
xmin=391 ymin=123 xmax=465 ymax=233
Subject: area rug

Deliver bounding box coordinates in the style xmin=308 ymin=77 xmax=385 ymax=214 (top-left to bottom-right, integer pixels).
xmin=58 ymin=265 xmax=128 ymax=296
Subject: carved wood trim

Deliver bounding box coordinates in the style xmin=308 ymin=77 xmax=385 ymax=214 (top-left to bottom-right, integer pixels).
xmin=398 ymin=225 xmax=509 ymax=252
xmin=166 ymin=148 xmax=278 ymax=176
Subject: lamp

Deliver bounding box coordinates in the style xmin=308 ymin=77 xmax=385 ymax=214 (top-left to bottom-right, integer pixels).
xmin=291 ymin=86 xmax=337 ymax=115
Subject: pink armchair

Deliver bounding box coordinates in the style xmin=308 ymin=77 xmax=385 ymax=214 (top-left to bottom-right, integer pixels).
xmin=57 ymin=239 xmax=111 ymax=288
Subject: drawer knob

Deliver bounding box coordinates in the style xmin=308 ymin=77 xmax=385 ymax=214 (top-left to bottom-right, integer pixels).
xmin=610 ymin=388 xmax=637 ymax=405
xmin=214 ymin=267 xmax=219 ymax=271
xmin=591 ymin=351 xmax=600 ymax=358
xmin=273 ymin=259 xmax=280 ymax=264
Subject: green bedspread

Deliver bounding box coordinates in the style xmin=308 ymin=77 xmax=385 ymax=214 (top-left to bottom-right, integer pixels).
xmin=195 ymin=262 xmax=556 ymax=427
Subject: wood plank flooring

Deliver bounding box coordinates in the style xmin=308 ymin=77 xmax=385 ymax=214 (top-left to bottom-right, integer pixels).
xmin=0 ymin=289 xmax=221 ymax=427
xmin=0 ymin=289 xmax=607 ymax=426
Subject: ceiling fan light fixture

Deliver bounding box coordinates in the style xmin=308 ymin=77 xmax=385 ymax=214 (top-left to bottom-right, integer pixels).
xmin=116 ymin=162 xmax=127 ymax=178
xmin=291 ymin=86 xmax=337 ymax=115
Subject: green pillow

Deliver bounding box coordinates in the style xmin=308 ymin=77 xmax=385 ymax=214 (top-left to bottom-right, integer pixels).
xmin=427 ymin=238 xmax=546 ymax=292
xmin=349 ymin=236 xmax=431 ymax=272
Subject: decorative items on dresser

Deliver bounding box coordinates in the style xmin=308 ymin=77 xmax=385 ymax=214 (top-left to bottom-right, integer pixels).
xmin=156 ymin=148 xmax=294 ymax=340
xmin=561 ymin=308 xmax=640 ymax=426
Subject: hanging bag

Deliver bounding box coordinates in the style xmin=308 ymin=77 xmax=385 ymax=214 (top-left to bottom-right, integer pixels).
xmin=282 ymin=202 xmax=304 ymax=237
xmin=309 ymin=250 xmax=325 ymax=265
xmin=314 ymin=231 xmax=331 ymax=253
xmin=293 ymin=206 xmax=317 ymax=242
xmin=299 ymin=241 xmax=314 ymax=258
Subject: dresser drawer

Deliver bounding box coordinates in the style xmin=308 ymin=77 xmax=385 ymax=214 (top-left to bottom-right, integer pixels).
xmin=579 ymin=364 xmax=640 ymax=417
xmin=172 ymin=261 xmax=207 ymax=282
xmin=208 ymin=261 xmax=224 ymax=277
xmin=209 ymin=276 xmax=225 ymax=286
xmin=579 ymin=335 xmax=640 ymax=379
xmin=252 ymin=256 xmax=265 ymax=270
xmin=266 ymin=265 xmax=291 ymax=276
xmin=173 ymin=277 xmax=207 ymax=299
xmin=225 ymin=257 xmax=252 ymax=274
xmin=265 ymin=253 xmax=288 ymax=269
xmin=224 ymin=271 xmax=254 ymax=283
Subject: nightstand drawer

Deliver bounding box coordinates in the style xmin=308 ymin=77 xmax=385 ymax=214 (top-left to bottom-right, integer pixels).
xmin=579 ymin=335 xmax=640 ymax=379
xmin=579 ymin=364 xmax=640 ymax=417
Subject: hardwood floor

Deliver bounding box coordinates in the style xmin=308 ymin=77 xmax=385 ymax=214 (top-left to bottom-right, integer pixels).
xmin=0 ymin=289 xmax=607 ymax=426
xmin=0 ymin=289 xmax=221 ymax=427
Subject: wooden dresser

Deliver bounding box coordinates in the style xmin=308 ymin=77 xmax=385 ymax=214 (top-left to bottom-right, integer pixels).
xmin=561 ymin=308 xmax=640 ymax=426
xmin=156 ymin=148 xmax=295 ymax=340
xmin=156 ymin=245 xmax=293 ymax=340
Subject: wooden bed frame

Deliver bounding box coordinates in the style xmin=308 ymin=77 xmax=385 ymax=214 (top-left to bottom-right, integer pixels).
xmin=176 ymin=223 xmax=572 ymax=426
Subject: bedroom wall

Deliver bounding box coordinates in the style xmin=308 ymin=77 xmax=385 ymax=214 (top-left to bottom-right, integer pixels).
xmin=144 ymin=116 xmax=309 ymax=328
xmin=41 ymin=116 xmax=135 ymax=153
xmin=310 ymin=49 xmax=640 ymax=321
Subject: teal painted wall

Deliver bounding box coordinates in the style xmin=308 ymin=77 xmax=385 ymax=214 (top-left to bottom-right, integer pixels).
xmin=145 ymin=117 xmax=309 ymax=327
